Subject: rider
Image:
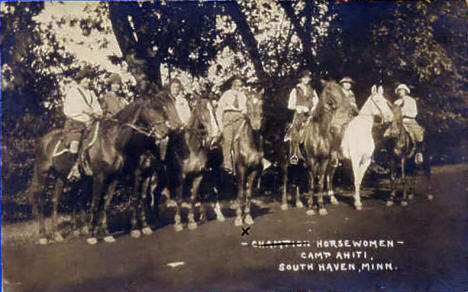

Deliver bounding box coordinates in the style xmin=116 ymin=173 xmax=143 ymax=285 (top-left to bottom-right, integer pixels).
xmin=339 ymin=76 xmax=359 ymax=112
xmin=169 ymin=78 xmax=192 ymax=125
xmin=102 ymin=73 xmax=128 ymax=117
xmin=394 ymin=84 xmax=425 ymax=163
xmin=64 ymin=67 xmax=103 ymax=180
xmin=285 ymin=69 xmax=319 ymax=165
xmin=216 ymin=76 xmax=248 ymax=174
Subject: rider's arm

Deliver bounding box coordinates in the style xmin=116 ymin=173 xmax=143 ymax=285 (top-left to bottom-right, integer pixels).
xmin=239 ymin=92 xmax=248 ymax=114
xmin=89 ymin=91 xmax=103 ymax=116
xmin=63 ymin=87 xmax=91 ymax=123
xmin=403 ymin=97 xmax=418 ymax=119
xmin=287 ymin=88 xmax=297 ymax=110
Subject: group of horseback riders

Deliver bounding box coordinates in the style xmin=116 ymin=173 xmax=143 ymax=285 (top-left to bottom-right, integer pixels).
xmin=62 ymin=67 xmax=425 ymax=182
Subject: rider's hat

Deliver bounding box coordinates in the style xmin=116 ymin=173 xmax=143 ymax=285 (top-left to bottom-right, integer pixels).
xmin=395 ymin=84 xmax=410 ymax=94
xmin=300 ymin=69 xmax=312 ymax=79
xmin=109 ymin=73 xmax=122 ymax=84
xmin=339 ymin=76 xmax=354 ymax=85
xmin=76 ymin=67 xmax=93 ymax=80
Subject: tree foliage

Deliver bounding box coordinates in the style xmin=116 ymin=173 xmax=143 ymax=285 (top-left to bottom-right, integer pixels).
xmin=1 ymin=0 xmax=467 ymax=221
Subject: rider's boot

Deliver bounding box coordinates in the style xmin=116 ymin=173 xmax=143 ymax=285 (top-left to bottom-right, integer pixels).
xmin=415 ymin=142 xmax=424 ymax=164
xmin=67 ymin=141 xmax=81 ymax=181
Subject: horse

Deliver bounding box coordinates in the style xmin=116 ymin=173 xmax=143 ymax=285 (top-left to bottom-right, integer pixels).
xmin=281 ymin=80 xmax=355 ymax=216
xmin=340 ymin=85 xmax=394 ymax=210
xmin=164 ymin=97 xmax=223 ymax=231
xmin=382 ymin=104 xmax=433 ymax=206
xmin=27 ymin=97 xmax=175 ymax=244
xmin=222 ymin=89 xmax=264 ymax=226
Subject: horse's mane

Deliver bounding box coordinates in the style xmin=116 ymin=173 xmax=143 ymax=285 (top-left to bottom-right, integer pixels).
xmin=314 ymin=80 xmax=344 ymax=121
xmin=112 ymin=99 xmax=145 ymax=123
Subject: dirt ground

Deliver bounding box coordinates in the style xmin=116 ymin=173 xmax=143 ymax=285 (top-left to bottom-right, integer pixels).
xmin=2 ymin=164 xmax=468 ymax=292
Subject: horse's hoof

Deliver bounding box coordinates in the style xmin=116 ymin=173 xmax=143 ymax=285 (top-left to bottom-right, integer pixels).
xmin=408 ymin=194 xmax=414 ymax=200
xmin=234 ymin=217 xmax=243 ymax=227
xmin=296 ymin=201 xmax=304 ymax=208
xmin=81 ymin=226 xmax=89 ymax=235
xmin=244 ymin=215 xmax=254 ymax=226
xmin=188 ymin=222 xmax=198 ymax=230
xmin=174 ymin=224 xmax=183 ymax=232
xmin=355 ymin=204 xmax=363 ymax=211
xmin=319 ymin=208 xmax=328 ymax=216
xmin=38 ymin=238 xmax=49 ymax=245
xmin=131 ymin=230 xmax=141 ymax=238
xmin=386 ymin=201 xmax=394 ymax=207
xmin=54 ymin=232 xmax=64 ymax=243
xmin=217 ymin=215 xmax=226 ymax=222
xmin=401 ymin=201 xmax=408 ymax=207
xmin=86 ymin=237 xmax=98 ymax=245
xmin=103 ymin=236 xmax=116 ymax=243
xmin=142 ymin=227 xmax=153 ymax=235
xmin=281 ymin=204 xmax=288 ymax=211
xmin=427 ymin=194 xmax=434 ymax=201
xmin=330 ymin=196 xmax=339 ymax=205
xmin=306 ymin=209 xmax=315 ymax=216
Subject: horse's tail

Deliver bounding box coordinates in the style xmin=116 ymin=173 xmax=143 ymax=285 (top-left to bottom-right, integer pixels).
xmin=26 ymin=130 xmax=61 ymax=207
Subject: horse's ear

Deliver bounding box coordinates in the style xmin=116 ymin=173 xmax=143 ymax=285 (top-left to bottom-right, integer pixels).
xmin=378 ymin=85 xmax=384 ymax=95
xmin=259 ymin=88 xmax=264 ymax=97
xmin=371 ymin=85 xmax=377 ymax=95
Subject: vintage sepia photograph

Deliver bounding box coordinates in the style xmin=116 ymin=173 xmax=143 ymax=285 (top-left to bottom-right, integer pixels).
xmin=1 ymin=1 xmax=467 ymax=291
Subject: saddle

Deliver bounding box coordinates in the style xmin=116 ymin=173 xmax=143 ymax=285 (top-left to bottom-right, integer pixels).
xmin=53 ymin=122 xmax=100 ymax=176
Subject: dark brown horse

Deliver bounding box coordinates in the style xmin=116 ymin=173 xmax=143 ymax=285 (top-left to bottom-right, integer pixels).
xmin=281 ymin=80 xmax=355 ymax=215
xmin=28 ymin=98 xmax=176 ymax=244
xmin=164 ymin=98 xmax=222 ymax=231
xmin=225 ymin=90 xmax=264 ymax=226
xmin=383 ymin=104 xmax=432 ymax=206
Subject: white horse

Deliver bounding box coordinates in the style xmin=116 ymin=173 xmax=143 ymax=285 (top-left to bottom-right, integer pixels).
xmin=340 ymin=85 xmax=394 ymax=210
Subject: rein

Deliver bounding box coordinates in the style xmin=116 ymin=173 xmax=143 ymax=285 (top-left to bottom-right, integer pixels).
xmin=100 ymin=116 xmax=168 ymax=139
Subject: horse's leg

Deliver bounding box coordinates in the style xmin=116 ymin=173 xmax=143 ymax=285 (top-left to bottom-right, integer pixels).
xmin=188 ymin=175 xmax=203 ymax=230
xmin=234 ymin=167 xmax=246 ymax=226
xmin=130 ymin=168 xmax=142 ymax=239
xmin=327 ymin=164 xmax=339 ymax=206
xmin=401 ymin=158 xmax=408 ymax=207
xmin=423 ymin=157 xmax=433 ymax=200
xmin=173 ymin=176 xmax=184 ymax=232
xmin=99 ymin=179 xmax=119 ymax=243
xmin=281 ymin=160 xmax=289 ymax=210
xmin=386 ymin=163 xmax=397 ymax=207
xmin=305 ymin=165 xmax=316 ymax=216
xmin=353 ymin=156 xmax=371 ymax=211
xmin=244 ymin=170 xmax=257 ymax=225
xmin=29 ymin=165 xmax=49 ymax=245
xmin=87 ymin=173 xmax=105 ymax=245
xmin=140 ymin=175 xmax=153 ymax=235
xmin=317 ymin=160 xmax=328 ymax=216
xmin=50 ymin=178 xmax=65 ymax=243
xmin=212 ymin=181 xmax=225 ymax=222
xmin=295 ymin=184 xmax=304 ymax=208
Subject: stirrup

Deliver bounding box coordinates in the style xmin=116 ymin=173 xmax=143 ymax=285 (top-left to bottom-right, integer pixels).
xmin=290 ymin=154 xmax=299 ymax=165
xmin=415 ymin=153 xmax=423 ymax=164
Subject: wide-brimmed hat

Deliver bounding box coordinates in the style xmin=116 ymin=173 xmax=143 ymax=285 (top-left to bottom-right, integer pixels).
xmin=339 ymin=76 xmax=354 ymax=84
xmin=300 ymin=69 xmax=312 ymax=79
xmin=76 ymin=67 xmax=93 ymax=80
xmin=109 ymin=73 xmax=122 ymax=84
xmin=395 ymin=84 xmax=410 ymax=94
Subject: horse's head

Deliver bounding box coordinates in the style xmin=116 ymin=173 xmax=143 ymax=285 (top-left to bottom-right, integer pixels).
xmin=383 ymin=102 xmax=404 ymax=138
xmin=361 ymin=85 xmax=393 ymax=123
xmin=247 ymin=88 xmax=264 ymax=131
xmin=189 ymin=97 xmax=221 ymax=149
xmin=140 ymin=99 xmax=172 ymax=139
xmin=153 ymin=89 xmax=184 ymax=132
xmin=319 ymin=80 xmax=356 ymax=138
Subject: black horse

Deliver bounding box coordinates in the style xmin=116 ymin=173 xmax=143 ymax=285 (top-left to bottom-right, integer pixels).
xmin=383 ymin=104 xmax=433 ymax=206
xmin=281 ymin=80 xmax=355 ymax=215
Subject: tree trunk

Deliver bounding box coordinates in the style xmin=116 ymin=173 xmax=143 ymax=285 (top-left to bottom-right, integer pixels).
xmin=223 ymin=1 xmax=268 ymax=85
xmin=280 ymin=2 xmax=315 ymax=71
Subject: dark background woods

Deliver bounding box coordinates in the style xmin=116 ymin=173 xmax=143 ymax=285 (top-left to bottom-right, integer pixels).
xmin=1 ymin=1 xmax=467 ymax=222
